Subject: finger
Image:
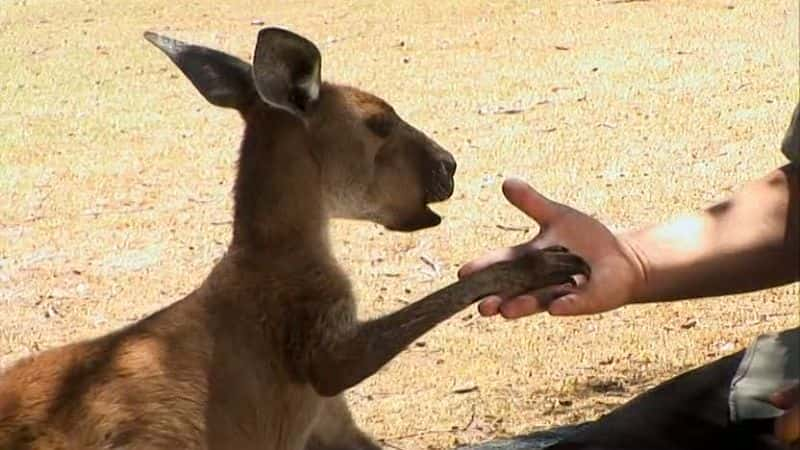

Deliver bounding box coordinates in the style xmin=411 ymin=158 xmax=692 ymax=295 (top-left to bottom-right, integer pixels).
xmin=502 ymin=178 xmax=568 ymax=227
xmin=498 ymin=294 xmax=546 ymax=319
xmin=458 ymin=244 xmax=528 ymax=279
xmin=547 ymin=290 xmax=608 ymax=316
xmin=771 ymin=383 xmax=800 ymax=409
xmin=498 ymin=284 xmax=575 ymax=319
xmin=477 ymin=296 xmax=502 ymax=316
xmin=775 ymin=406 xmax=800 ymax=444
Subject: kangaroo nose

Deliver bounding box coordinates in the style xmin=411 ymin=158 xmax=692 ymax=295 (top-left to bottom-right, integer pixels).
xmin=424 ymin=149 xmax=457 ymax=203
xmin=440 ymin=153 xmax=457 ymax=177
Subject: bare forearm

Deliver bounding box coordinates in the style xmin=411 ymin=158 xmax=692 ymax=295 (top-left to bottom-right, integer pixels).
xmin=624 ymin=165 xmax=799 ymax=303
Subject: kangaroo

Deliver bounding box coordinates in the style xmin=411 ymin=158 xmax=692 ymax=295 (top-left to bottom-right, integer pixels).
xmin=0 ymin=28 xmax=589 ymax=450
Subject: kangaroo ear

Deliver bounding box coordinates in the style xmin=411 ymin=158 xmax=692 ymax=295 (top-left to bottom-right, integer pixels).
xmin=251 ymin=27 xmax=321 ymax=119
xmin=144 ymin=31 xmax=255 ymax=111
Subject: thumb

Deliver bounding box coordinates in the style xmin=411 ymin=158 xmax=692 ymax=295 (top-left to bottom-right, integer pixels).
xmin=502 ymin=178 xmax=566 ymax=227
xmin=771 ymin=383 xmax=800 ymax=409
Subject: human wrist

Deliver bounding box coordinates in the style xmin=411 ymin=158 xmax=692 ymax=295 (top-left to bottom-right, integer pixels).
xmin=617 ymin=231 xmax=652 ymax=305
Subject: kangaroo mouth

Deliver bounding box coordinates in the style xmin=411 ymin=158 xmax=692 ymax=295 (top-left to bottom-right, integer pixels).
xmin=385 ymin=206 xmax=442 ymax=232
xmin=384 ymin=169 xmax=454 ymax=232
xmin=388 ymin=177 xmax=453 ymax=232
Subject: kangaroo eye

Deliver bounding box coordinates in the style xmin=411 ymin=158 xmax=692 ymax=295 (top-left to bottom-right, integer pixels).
xmin=364 ymin=113 xmax=395 ymax=138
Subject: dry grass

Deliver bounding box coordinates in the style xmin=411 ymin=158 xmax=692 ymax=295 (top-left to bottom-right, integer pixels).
xmin=1 ymin=0 xmax=798 ymax=448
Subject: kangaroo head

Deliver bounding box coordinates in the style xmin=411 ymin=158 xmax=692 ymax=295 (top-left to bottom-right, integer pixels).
xmin=145 ymin=28 xmax=456 ymax=232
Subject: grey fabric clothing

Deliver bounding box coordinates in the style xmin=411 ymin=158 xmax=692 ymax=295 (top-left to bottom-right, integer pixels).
xmin=730 ymin=327 xmax=800 ymax=422
xmin=782 ymin=101 xmax=800 ymax=164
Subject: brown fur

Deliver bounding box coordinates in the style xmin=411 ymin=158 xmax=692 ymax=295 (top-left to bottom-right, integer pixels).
xmin=0 ymin=28 xmax=589 ymax=450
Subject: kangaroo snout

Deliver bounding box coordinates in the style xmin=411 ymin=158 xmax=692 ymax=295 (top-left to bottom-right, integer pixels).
xmin=424 ymin=147 xmax=457 ymax=203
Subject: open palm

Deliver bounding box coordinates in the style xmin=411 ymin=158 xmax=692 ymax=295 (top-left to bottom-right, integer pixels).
xmin=459 ymin=178 xmax=646 ymax=318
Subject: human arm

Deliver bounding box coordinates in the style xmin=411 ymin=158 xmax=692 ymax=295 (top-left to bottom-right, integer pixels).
xmin=459 ymin=164 xmax=799 ymax=318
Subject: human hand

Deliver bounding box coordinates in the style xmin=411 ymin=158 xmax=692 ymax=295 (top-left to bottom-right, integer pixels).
xmin=771 ymin=382 xmax=800 ymax=446
xmin=458 ymin=178 xmax=646 ymax=318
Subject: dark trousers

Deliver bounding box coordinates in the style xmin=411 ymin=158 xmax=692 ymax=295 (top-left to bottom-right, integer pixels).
xmin=547 ymin=351 xmax=790 ymax=450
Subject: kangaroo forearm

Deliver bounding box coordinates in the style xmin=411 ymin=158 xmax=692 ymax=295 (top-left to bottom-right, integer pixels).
xmin=626 ymin=164 xmax=799 ymax=303
xmin=309 ymin=273 xmax=498 ymax=396
xmin=308 ymin=250 xmax=589 ymax=396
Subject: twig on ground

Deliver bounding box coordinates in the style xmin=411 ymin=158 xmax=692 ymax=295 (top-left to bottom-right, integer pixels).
xmin=496 ymin=224 xmax=531 ymax=232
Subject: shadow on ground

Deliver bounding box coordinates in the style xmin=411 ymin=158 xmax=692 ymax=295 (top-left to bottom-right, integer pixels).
xmin=458 ymin=424 xmax=587 ymax=450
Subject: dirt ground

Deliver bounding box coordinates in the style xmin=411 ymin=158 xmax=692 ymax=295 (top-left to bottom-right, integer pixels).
xmin=1 ymin=0 xmax=798 ymax=448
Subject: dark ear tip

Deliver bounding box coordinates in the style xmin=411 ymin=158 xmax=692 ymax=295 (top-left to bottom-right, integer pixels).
xmin=143 ymin=31 xmax=160 ymax=44
xmin=143 ymin=31 xmax=185 ymax=55
xmin=255 ymin=27 xmax=317 ymax=52
xmin=256 ymin=27 xmax=293 ymax=39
